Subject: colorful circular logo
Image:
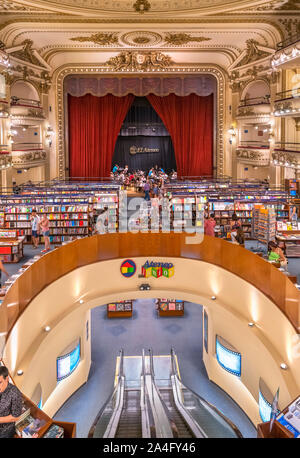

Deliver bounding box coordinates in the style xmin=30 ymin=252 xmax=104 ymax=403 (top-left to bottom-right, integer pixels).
xmin=120 ymin=259 xmax=136 ymax=278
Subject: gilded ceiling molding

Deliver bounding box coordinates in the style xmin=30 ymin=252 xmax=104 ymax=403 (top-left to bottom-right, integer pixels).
xmin=133 ymin=0 xmax=151 ymax=13
xmin=106 ymin=51 xmax=172 ymax=71
xmin=54 ymin=63 xmax=226 ymax=179
xmin=276 ymin=0 xmax=300 ymax=9
xmin=120 ymin=31 xmax=162 ymax=47
xmin=164 ymin=33 xmax=211 ymax=46
xmin=237 ymin=39 xmax=273 ymax=67
xmin=70 ymin=32 xmax=119 ymax=46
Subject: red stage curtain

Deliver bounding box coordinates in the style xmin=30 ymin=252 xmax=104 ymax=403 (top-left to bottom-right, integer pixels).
xmin=147 ymin=93 xmax=214 ymax=177
xmin=68 ymin=93 xmax=134 ymax=178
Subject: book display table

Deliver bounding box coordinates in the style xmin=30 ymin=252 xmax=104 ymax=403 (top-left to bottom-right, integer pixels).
xmin=157 ymin=299 xmax=184 ymax=317
xmin=107 ymin=300 xmax=133 ymax=318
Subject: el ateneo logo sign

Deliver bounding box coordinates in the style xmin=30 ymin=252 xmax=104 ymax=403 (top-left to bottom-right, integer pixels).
xmin=120 ymin=259 xmax=174 ymax=278
xmin=130 ymin=145 xmax=159 ymax=155
xmin=141 ymin=261 xmax=174 ymax=278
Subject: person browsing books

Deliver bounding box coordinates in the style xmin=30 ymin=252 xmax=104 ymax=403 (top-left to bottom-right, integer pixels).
xmin=0 ymin=366 xmax=23 ymax=438
xmin=30 ymin=209 xmax=40 ymax=249
xmin=204 ymin=213 xmax=216 ymax=237
xmin=40 ymin=213 xmax=51 ymax=253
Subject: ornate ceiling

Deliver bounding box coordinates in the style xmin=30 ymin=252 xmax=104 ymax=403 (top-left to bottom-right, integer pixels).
xmin=0 ymin=0 xmax=299 ymax=74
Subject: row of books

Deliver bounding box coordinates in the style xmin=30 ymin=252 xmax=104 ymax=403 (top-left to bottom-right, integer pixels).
xmin=3 ymin=205 xmax=91 ymax=213
xmin=277 ymin=221 xmax=300 ymax=231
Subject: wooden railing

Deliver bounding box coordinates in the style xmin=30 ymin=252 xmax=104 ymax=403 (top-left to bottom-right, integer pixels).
xmin=0 ymin=233 xmax=299 ymax=336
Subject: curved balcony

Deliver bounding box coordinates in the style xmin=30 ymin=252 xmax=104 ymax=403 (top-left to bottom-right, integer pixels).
xmin=236 ymin=97 xmax=271 ymax=121
xmin=10 ymin=97 xmax=45 ymax=120
xmin=12 ymin=147 xmax=46 ymax=169
xmin=272 ymin=35 xmax=300 ymax=69
xmin=0 ymin=234 xmax=299 ymax=429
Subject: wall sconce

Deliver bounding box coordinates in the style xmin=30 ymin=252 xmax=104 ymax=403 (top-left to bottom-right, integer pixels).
xmin=45 ymin=126 xmax=54 ymax=147
xmin=228 ymin=126 xmax=236 ymax=144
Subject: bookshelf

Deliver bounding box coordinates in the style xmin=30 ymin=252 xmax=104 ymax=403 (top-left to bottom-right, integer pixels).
xmin=0 ymin=229 xmax=24 ymax=263
xmin=107 ymin=300 xmax=133 ymax=318
xmin=276 ymin=221 xmax=300 ymax=257
xmin=252 ymin=206 xmax=276 ymax=245
xmin=157 ymin=299 xmax=185 ymax=317
xmin=2 ymin=204 xmax=93 ymax=244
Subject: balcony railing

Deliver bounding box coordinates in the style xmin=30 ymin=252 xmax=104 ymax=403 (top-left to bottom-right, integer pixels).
xmin=12 ymin=142 xmax=43 ymax=151
xmin=0 ymin=145 xmax=10 ymax=154
xmin=275 ymin=87 xmax=300 ymax=101
xmin=274 ymin=142 xmax=300 ymax=153
xmin=238 ymin=96 xmax=270 ymax=107
xmin=238 ymin=141 xmax=270 ymax=149
xmin=10 ymin=97 xmax=42 ymax=108
xmin=277 ymin=33 xmax=300 ymax=51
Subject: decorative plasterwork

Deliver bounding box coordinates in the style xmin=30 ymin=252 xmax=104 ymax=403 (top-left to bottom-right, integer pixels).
xmin=276 ymin=0 xmax=300 ymax=10
xmin=0 ymin=0 xmax=50 ymax=11
xmin=236 ymin=148 xmax=270 ymax=165
xmin=10 ymin=0 xmax=266 ymax=14
xmin=229 ymin=39 xmax=275 ymax=72
xmin=70 ymin=32 xmax=119 ymax=46
xmin=12 ymin=149 xmax=46 ymax=169
xmin=133 ymin=0 xmax=151 ymax=13
xmin=106 ymin=51 xmax=172 ymax=71
xmin=120 ymin=31 xmax=162 ymax=47
xmin=272 ymin=41 xmax=300 ymax=67
xmin=54 ymin=64 xmax=225 ymax=179
xmin=272 ymin=151 xmax=298 ymax=166
xmin=6 ymin=39 xmax=51 ymax=71
xmin=164 ymin=33 xmax=211 ymax=46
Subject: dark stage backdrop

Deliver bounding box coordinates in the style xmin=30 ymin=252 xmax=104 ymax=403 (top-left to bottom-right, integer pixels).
xmin=112 ymin=136 xmax=176 ymax=173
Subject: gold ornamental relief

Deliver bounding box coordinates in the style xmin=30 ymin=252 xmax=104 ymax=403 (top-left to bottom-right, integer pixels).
xmin=70 ymin=33 xmax=119 ymax=46
xmin=133 ymin=0 xmax=151 ymax=13
xmin=106 ymin=51 xmax=173 ymax=71
xmin=164 ymin=33 xmax=211 ymax=46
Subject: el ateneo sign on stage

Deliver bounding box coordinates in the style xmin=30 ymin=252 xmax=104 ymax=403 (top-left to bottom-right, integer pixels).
xmin=129 ymin=145 xmax=159 ymax=155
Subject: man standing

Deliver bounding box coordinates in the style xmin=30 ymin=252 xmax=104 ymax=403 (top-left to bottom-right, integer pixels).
xmin=0 ymin=366 xmax=22 ymax=438
xmin=31 ymin=209 xmax=40 ymax=249
xmin=144 ymin=180 xmax=151 ymax=201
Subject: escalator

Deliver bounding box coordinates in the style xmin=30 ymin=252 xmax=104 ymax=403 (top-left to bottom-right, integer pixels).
xmin=89 ymin=348 xmax=242 ymax=438
xmin=115 ymin=389 xmax=142 ymax=438
xmin=159 ymin=388 xmax=194 ymax=438
xmin=168 ymin=348 xmax=243 ymax=438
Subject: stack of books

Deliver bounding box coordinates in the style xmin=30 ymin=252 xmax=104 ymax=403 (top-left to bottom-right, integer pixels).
xmin=43 ymin=424 xmax=64 ymax=438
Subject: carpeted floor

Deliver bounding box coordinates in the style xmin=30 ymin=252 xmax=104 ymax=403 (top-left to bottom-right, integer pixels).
xmin=52 ymin=299 xmax=257 ymax=438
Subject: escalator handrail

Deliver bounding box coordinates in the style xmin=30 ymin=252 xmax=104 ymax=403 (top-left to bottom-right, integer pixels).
xmin=170 ymin=348 xmax=243 ymax=438
xmin=171 ymin=374 xmax=207 ymax=438
xmin=146 ymin=348 xmax=174 ymax=438
xmin=141 ymin=349 xmax=155 ymax=438
xmin=88 ymin=349 xmax=125 ymax=438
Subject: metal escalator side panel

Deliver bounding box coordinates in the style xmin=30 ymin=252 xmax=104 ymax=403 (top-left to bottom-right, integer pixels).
xmin=170 ymin=349 xmax=242 ymax=438
xmin=145 ymin=374 xmax=174 ymax=438
xmin=140 ymin=375 xmax=152 ymax=438
xmin=103 ymin=376 xmax=126 ymax=438
xmin=171 ymin=375 xmax=206 ymax=438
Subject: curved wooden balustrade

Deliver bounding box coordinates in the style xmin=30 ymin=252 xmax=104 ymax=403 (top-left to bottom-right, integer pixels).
xmin=0 ymin=233 xmax=299 ymax=336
